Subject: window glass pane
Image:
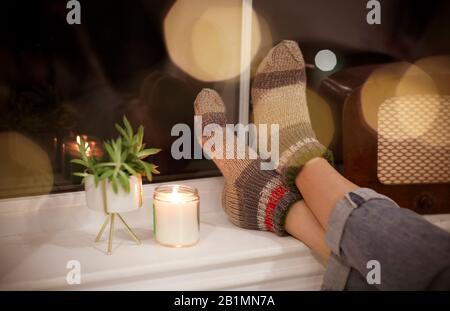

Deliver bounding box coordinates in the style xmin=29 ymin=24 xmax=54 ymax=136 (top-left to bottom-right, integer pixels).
xmin=0 ymin=0 xmax=244 ymax=198
xmin=252 ymin=0 xmax=450 ymax=165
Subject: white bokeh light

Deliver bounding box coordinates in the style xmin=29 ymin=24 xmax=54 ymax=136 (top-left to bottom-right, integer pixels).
xmin=314 ymin=49 xmax=337 ymax=72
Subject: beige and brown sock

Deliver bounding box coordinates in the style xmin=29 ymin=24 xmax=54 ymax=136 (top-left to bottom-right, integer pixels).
xmin=251 ymin=40 xmax=333 ymax=190
xmin=194 ymin=88 xmax=300 ymax=235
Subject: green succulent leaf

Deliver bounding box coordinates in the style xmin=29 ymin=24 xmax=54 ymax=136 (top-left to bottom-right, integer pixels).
xmin=142 ymin=161 xmax=158 ymax=181
xmin=121 ymin=149 xmax=129 ymax=162
xmin=94 ymin=173 xmax=100 ymax=186
xmin=118 ymin=171 xmax=130 ymax=193
xmin=114 ymin=138 xmax=122 ymax=162
xmin=111 ymin=177 xmax=119 ymax=194
xmin=123 ymin=116 xmax=133 ymax=140
xmin=115 ymin=123 xmax=129 ymax=140
xmin=122 ymin=163 xmax=137 ymax=175
xmin=93 ymin=162 xmax=116 ymax=168
xmin=100 ymin=169 xmax=114 ymax=180
xmin=137 ymin=125 xmax=144 ymax=149
xmin=72 ymin=114 xmax=160 ymax=193
xmin=73 ymin=172 xmax=88 ymax=177
xmin=137 ymin=148 xmax=161 ymax=159
xmin=104 ymin=141 xmax=115 ymax=160
xmin=150 ymin=164 xmax=160 ymax=174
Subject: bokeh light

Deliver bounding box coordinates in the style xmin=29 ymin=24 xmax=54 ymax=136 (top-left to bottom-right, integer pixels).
xmin=415 ymin=55 xmax=450 ymax=94
xmin=314 ymin=49 xmax=337 ymax=72
xmin=306 ymin=88 xmax=335 ymax=148
xmin=164 ymin=0 xmax=271 ymax=82
xmin=360 ymin=62 xmax=438 ymax=133
xmin=0 ymin=132 xmax=53 ymax=198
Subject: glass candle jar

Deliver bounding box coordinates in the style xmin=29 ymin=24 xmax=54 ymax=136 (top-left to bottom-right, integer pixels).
xmin=153 ymin=185 xmax=200 ymax=247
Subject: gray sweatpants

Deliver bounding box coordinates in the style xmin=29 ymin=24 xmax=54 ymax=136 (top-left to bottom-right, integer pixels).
xmin=321 ymin=188 xmax=450 ymax=291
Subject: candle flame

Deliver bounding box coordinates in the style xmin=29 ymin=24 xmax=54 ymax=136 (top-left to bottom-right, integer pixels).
xmin=76 ymin=135 xmax=91 ymax=156
xmin=171 ymin=185 xmax=181 ymax=203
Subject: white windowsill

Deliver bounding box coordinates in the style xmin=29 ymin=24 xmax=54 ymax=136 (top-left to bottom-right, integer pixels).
xmin=0 ymin=177 xmax=327 ymax=291
xmin=0 ymin=176 xmax=449 ymax=291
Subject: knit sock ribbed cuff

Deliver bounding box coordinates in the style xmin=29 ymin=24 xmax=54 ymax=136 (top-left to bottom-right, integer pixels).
xmin=282 ymin=146 xmax=334 ymax=194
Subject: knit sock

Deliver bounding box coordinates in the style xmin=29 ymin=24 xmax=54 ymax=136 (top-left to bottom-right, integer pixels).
xmin=251 ymin=40 xmax=333 ymax=191
xmin=194 ymin=88 xmax=300 ymax=235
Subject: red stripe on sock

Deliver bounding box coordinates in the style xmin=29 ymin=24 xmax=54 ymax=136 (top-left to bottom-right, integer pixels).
xmin=264 ymin=185 xmax=287 ymax=232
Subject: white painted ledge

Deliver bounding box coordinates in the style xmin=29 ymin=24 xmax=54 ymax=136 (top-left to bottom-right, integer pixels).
xmin=0 ymin=177 xmax=449 ymax=291
xmin=0 ymin=177 xmax=325 ymax=291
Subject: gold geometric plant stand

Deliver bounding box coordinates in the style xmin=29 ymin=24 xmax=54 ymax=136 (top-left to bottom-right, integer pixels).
xmin=95 ymin=213 xmax=141 ymax=255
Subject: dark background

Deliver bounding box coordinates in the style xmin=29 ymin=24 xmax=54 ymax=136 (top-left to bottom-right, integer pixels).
xmin=0 ymin=0 xmax=449 ymax=198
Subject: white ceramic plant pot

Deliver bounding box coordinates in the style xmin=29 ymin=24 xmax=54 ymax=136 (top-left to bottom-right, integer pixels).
xmin=84 ymin=175 xmax=143 ymax=214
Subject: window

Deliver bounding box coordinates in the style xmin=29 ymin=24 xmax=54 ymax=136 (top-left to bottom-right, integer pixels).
xmin=0 ymin=0 xmax=250 ymax=198
xmin=1 ymin=0 xmax=449 ymax=199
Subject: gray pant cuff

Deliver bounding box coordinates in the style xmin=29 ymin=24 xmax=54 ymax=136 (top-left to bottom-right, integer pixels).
xmin=321 ymin=253 xmax=352 ymax=290
xmin=322 ymin=187 xmax=398 ymax=290
xmin=325 ymin=187 xmax=397 ymax=256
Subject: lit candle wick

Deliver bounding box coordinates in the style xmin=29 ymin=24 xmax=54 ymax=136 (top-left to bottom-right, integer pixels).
xmin=171 ymin=186 xmax=181 ymax=203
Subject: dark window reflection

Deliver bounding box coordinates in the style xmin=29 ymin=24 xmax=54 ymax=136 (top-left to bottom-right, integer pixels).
xmin=0 ymin=0 xmax=240 ymax=198
xmin=1 ymin=0 xmax=449 ymax=199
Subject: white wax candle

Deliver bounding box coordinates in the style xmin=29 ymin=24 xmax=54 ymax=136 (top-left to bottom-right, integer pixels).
xmin=153 ymin=185 xmax=199 ymax=247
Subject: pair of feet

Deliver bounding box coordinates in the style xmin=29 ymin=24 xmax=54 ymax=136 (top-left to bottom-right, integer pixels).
xmin=194 ymin=40 xmax=331 ymax=236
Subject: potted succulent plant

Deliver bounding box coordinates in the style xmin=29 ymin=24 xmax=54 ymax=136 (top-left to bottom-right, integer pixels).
xmin=71 ymin=116 xmax=160 ymax=254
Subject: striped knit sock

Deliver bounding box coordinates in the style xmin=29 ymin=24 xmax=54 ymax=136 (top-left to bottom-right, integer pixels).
xmin=251 ymin=40 xmax=333 ymax=191
xmin=194 ymin=88 xmax=300 ymax=235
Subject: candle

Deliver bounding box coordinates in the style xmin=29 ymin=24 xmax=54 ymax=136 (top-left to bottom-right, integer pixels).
xmin=64 ymin=135 xmax=103 ymax=158
xmin=61 ymin=135 xmax=104 ymax=180
xmin=153 ymin=185 xmax=200 ymax=247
